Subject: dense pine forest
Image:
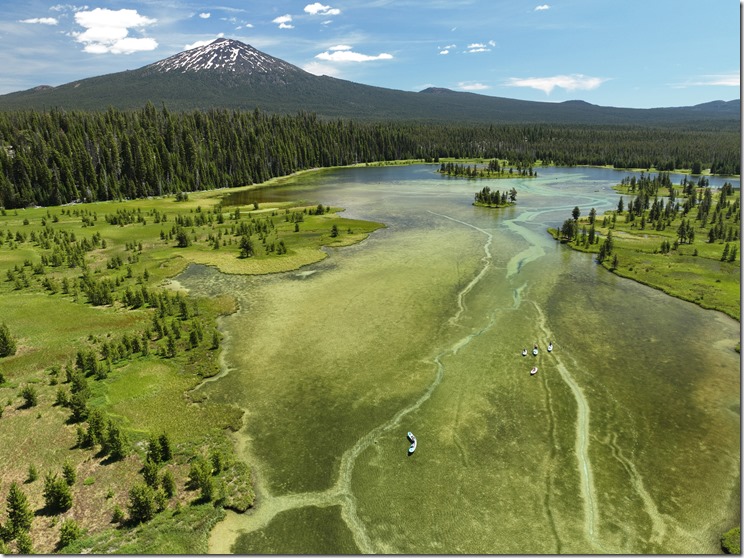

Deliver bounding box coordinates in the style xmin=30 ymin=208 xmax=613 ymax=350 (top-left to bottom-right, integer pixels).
xmin=0 ymin=103 xmax=739 ymax=210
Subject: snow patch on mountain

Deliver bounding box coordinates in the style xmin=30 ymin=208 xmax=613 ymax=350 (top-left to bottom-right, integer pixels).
xmin=147 ymin=38 xmax=299 ymax=76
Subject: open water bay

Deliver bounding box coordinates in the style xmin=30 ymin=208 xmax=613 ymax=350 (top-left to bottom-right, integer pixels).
xmin=178 ymin=165 xmax=739 ymax=554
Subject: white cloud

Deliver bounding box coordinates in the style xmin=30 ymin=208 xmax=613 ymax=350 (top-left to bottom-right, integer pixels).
xmin=304 ymin=3 xmax=341 ymax=16
xmin=458 ymin=82 xmax=490 ymax=91
xmin=439 ymin=49 xmax=449 ymax=55
xmin=303 ymin=60 xmax=342 ymax=77
xmin=20 ymin=17 xmax=59 ymax=25
xmin=505 ymin=74 xmax=608 ymax=94
xmin=72 ymin=8 xmax=158 ymax=54
xmin=534 ymin=4 xmax=550 ymax=11
xmin=329 ymin=44 xmax=352 ymax=51
xmin=272 ymin=14 xmax=294 ymax=29
xmin=184 ymin=35 xmax=224 ymax=50
xmin=315 ymin=48 xmax=392 ymax=62
xmin=199 ymin=13 xmax=210 ymax=19
xmin=466 ymin=42 xmax=492 ymax=53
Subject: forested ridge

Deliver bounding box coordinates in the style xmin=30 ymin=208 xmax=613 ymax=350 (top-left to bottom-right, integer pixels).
xmin=0 ymin=103 xmax=739 ymax=209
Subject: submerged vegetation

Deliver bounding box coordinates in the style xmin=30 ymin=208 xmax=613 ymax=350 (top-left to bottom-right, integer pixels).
xmin=550 ymin=172 xmax=740 ymax=320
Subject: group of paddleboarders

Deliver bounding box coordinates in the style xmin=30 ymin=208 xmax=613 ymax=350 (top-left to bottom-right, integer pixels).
xmin=521 ymin=341 xmax=554 ymax=375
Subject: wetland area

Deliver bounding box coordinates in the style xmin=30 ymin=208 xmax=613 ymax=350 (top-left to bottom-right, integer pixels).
xmin=175 ymin=165 xmax=739 ymax=554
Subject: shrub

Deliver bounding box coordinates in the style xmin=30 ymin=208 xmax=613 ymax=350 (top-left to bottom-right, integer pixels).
xmin=722 ymin=526 xmax=741 ymax=554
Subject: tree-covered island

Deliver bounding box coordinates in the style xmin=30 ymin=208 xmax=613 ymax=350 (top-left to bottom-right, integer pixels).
xmin=473 ymin=185 xmax=518 ymax=208
xmin=439 ymin=159 xmax=537 ymax=179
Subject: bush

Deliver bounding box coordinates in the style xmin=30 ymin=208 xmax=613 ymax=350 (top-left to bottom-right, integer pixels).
xmin=111 ymin=504 xmax=124 ymax=524
xmin=722 ymin=526 xmax=741 ymax=554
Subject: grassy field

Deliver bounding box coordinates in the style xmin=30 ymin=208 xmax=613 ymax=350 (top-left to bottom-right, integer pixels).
xmin=548 ymin=177 xmax=740 ymax=320
xmin=0 ymin=186 xmax=382 ymax=553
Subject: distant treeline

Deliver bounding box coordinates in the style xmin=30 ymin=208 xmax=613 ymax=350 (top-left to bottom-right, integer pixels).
xmin=0 ymin=104 xmax=739 ymax=209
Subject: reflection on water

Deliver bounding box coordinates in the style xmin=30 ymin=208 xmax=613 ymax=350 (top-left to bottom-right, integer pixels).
xmin=180 ymin=165 xmax=739 ymax=554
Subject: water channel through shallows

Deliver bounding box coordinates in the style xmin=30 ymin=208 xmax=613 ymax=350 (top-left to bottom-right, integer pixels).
xmin=175 ymin=166 xmax=739 ymax=554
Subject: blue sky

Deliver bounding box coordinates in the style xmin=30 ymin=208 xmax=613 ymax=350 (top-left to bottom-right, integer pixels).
xmin=0 ymin=0 xmax=739 ymax=108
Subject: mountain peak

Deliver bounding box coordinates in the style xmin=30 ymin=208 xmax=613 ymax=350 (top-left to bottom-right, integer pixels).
xmin=145 ymin=38 xmax=303 ymax=81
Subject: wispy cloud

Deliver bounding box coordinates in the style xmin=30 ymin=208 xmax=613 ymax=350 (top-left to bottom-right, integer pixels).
xmin=72 ymin=8 xmax=158 ymax=54
xmin=458 ymin=82 xmax=490 ymax=91
xmin=505 ymin=74 xmax=608 ymax=94
xmin=439 ymin=43 xmax=455 ymax=55
xmin=534 ymin=4 xmax=550 ymax=11
xmin=673 ymin=73 xmax=739 ymax=87
xmin=20 ymin=17 xmax=59 ymax=25
xmin=198 ymin=13 xmax=210 ymax=19
xmin=304 ymin=3 xmax=341 ymax=16
xmin=272 ymin=14 xmax=294 ymax=29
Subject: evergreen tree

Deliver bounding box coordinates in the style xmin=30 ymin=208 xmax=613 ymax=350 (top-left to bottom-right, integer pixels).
xmin=0 ymin=322 xmax=17 ymax=357
xmin=6 ymin=482 xmax=33 ymax=538
xmin=15 ymin=531 xmax=33 ymax=554
xmin=43 ymin=472 xmax=73 ymax=513
xmin=128 ymin=483 xmax=157 ymax=524
xmin=158 ymin=433 xmax=173 ymax=462
xmin=57 ymin=518 xmax=82 ymax=550
xmin=62 ymin=461 xmax=76 ymax=486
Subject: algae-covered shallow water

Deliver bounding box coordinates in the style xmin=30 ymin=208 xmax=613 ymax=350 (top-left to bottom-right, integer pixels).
xmin=178 ymin=165 xmax=740 ymax=554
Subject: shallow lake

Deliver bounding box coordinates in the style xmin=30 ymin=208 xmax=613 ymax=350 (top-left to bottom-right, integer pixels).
xmin=179 ymin=165 xmax=740 ymax=554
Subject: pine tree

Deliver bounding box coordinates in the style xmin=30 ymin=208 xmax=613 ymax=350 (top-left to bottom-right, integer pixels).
xmin=6 ymin=482 xmax=34 ymax=537
xmin=0 ymin=322 xmax=17 ymax=357
xmin=43 ymin=472 xmax=73 ymax=513
xmin=128 ymin=483 xmax=157 ymax=524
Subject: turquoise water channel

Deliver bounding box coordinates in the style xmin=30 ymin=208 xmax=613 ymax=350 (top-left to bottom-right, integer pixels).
xmin=179 ymin=165 xmax=739 ymax=554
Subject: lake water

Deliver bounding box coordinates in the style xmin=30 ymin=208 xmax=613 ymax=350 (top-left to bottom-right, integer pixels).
xmin=178 ymin=165 xmax=740 ymax=554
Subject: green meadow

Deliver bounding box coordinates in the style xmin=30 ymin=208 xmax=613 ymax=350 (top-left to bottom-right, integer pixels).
xmin=0 ymin=187 xmax=381 ymax=553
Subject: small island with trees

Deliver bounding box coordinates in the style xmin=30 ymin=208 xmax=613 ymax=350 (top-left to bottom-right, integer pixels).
xmin=473 ymin=186 xmax=518 ymax=208
xmin=439 ymin=158 xmax=537 ymax=179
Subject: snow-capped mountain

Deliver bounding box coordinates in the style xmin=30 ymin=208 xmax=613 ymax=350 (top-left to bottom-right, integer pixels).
xmin=146 ymin=38 xmax=303 ymax=81
xmin=0 ymin=37 xmax=738 ymax=125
